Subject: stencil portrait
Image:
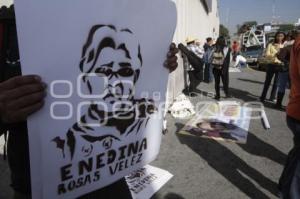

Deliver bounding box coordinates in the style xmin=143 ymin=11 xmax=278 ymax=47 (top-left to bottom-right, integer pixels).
xmin=52 ymin=24 xmax=157 ymax=160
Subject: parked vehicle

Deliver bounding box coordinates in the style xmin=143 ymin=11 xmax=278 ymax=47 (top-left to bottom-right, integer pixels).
xmin=241 ymin=45 xmax=264 ymax=65
xmin=241 ymin=28 xmax=266 ymax=49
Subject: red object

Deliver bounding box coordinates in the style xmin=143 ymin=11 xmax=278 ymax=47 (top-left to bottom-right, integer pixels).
xmin=232 ymin=43 xmax=239 ymax=53
xmin=287 ymin=36 xmax=300 ymax=121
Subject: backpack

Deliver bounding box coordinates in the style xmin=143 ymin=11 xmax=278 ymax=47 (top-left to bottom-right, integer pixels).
xmin=211 ymin=50 xmax=225 ymax=67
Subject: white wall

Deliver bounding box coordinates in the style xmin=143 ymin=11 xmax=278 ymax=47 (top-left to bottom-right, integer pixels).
xmin=0 ymin=0 xmax=13 ymax=7
xmin=167 ymin=0 xmax=220 ymax=105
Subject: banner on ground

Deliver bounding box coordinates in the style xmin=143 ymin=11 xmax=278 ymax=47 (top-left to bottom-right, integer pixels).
xmin=179 ymin=101 xmax=252 ymax=143
xmin=14 ymin=0 xmax=177 ymax=198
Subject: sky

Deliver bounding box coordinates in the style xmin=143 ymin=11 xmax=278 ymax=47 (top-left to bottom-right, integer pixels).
xmin=219 ymin=0 xmax=300 ymax=34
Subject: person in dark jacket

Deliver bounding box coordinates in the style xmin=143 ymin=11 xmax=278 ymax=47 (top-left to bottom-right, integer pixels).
xmin=0 ymin=5 xmax=179 ymax=199
xmin=211 ymin=36 xmax=231 ymax=100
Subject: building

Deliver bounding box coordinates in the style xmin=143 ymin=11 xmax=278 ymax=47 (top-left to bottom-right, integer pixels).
xmin=295 ymin=18 xmax=300 ymax=27
xmin=0 ymin=0 xmax=12 ymax=7
xmin=167 ymin=0 xmax=220 ymax=105
xmin=1 ymin=0 xmax=220 ymax=106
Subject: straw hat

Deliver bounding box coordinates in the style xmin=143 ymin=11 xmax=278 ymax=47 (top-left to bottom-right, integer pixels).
xmin=186 ymin=37 xmax=196 ymax=44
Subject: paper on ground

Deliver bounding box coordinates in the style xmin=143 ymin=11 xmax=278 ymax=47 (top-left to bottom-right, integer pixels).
xmin=125 ymin=165 xmax=173 ymax=199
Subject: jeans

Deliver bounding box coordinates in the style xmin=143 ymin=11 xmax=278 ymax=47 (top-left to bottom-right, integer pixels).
xmin=260 ymin=65 xmax=279 ymax=101
xmin=279 ymin=116 xmax=300 ymax=199
xmin=213 ymin=68 xmax=229 ymax=97
xmin=188 ymin=70 xmax=201 ymax=91
xmin=209 ymin=64 xmax=214 ymax=82
xmin=278 ymin=71 xmax=289 ymax=93
xmin=204 ymin=63 xmax=214 ymax=83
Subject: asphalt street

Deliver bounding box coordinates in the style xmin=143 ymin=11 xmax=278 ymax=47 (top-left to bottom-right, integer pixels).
xmin=0 ymin=67 xmax=293 ymax=199
xmin=151 ymin=67 xmax=292 ymax=199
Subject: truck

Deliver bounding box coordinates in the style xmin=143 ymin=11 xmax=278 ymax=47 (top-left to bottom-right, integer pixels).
xmin=240 ymin=27 xmax=266 ymax=65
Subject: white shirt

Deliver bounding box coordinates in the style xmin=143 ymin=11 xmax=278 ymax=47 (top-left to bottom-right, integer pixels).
xmin=187 ymin=44 xmax=204 ymax=59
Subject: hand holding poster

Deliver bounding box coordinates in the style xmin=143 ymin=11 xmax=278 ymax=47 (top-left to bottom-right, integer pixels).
xmin=14 ymin=1 xmax=177 ymax=198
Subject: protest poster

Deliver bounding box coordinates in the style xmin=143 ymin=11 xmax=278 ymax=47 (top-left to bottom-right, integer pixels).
xmin=179 ymin=101 xmax=252 ymax=143
xmin=125 ymin=165 xmax=173 ymax=199
xmin=14 ymin=0 xmax=177 ymax=198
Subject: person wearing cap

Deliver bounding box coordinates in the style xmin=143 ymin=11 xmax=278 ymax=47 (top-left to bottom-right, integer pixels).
xmin=185 ymin=37 xmax=204 ymax=94
xmin=278 ymin=29 xmax=300 ymax=199
xmin=0 ymin=5 xmax=179 ymax=199
xmin=186 ymin=37 xmax=204 ymax=59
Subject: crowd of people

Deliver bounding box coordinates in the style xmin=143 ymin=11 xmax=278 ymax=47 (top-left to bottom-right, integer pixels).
xmin=182 ymin=30 xmax=300 ymax=199
xmin=183 ymin=36 xmax=233 ymax=100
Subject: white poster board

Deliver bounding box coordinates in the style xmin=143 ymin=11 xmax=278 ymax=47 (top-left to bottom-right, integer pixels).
xmin=14 ymin=1 xmax=177 ymax=198
xmin=125 ymin=165 xmax=173 ymax=199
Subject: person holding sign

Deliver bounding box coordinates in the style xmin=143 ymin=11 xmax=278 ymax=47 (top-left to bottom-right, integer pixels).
xmin=0 ymin=5 xmax=178 ymax=199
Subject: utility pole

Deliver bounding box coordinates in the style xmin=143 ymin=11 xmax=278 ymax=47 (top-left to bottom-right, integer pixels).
xmin=271 ymin=0 xmax=280 ymax=25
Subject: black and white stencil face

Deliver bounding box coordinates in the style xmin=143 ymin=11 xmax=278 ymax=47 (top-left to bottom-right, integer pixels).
xmin=95 ymin=46 xmax=137 ymax=105
xmin=52 ymin=25 xmax=156 ymax=161
xmin=80 ymin=25 xmax=143 ymax=110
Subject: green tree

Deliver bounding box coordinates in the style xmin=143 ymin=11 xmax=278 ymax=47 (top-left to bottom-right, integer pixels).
xmin=278 ymin=24 xmax=295 ymax=32
xmin=220 ymin=24 xmax=230 ymax=38
xmin=237 ymin=21 xmax=258 ymax=34
xmin=244 ymin=21 xmax=258 ymax=27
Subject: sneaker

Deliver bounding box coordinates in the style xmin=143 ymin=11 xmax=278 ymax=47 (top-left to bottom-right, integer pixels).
xmin=189 ymin=93 xmax=197 ymax=97
xmin=214 ymin=96 xmax=220 ymax=100
xmin=259 ymin=97 xmax=265 ymax=103
xmin=273 ymin=104 xmax=285 ymax=111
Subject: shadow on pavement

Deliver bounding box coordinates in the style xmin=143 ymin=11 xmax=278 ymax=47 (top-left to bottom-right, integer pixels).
xmin=175 ymin=123 xmax=278 ymax=199
xmin=227 ymin=87 xmax=286 ymax=112
xmin=192 ymin=87 xmax=260 ymax=103
xmin=238 ymin=132 xmax=287 ymax=165
xmin=230 ymin=87 xmax=259 ymax=102
xmin=237 ymin=78 xmax=264 ymax=85
xmin=152 ymin=192 xmax=185 ymax=199
xmin=164 ymin=193 xmax=185 ymax=199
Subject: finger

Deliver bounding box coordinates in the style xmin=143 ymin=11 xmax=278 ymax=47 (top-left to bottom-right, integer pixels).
xmin=164 ymin=62 xmax=178 ymax=72
xmin=167 ymin=48 xmax=179 ymax=57
xmin=0 ymin=75 xmax=41 ymax=91
xmin=167 ymin=56 xmax=178 ymax=64
xmin=5 ymin=82 xmax=46 ymax=101
xmin=169 ymin=62 xmax=178 ymax=69
xmin=171 ymin=48 xmax=179 ymax=55
xmin=169 ymin=43 xmax=176 ymax=50
xmin=8 ymin=91 xmax=46 ymax=109
xmin=15 ymin=100 xmax=45 ymax=121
